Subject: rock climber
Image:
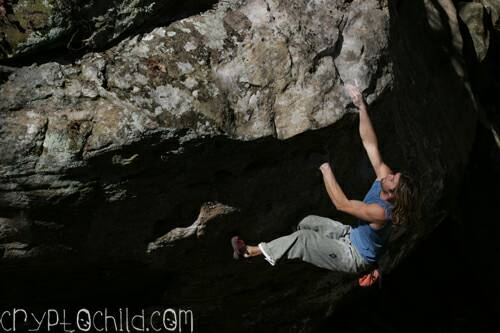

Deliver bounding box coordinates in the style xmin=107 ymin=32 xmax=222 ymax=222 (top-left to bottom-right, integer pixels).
xmin=231 ymin=84 xmax=420 ymax=276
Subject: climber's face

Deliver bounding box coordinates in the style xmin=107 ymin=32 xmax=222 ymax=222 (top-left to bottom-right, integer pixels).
xmin=381 ymin=172 xmax=401 ymax=197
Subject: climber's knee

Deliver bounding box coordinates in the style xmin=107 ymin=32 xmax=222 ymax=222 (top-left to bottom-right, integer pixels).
xmin=298 ymin=215 xmax=316 ymax=230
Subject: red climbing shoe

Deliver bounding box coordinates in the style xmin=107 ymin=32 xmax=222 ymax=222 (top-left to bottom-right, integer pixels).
xmin=231 ymin=235 xmax=248 ymax=260
xmin=358 ymin=268 xmax=382 ymax=288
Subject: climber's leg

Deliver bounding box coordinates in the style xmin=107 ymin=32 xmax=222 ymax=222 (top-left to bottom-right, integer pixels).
xmin=297 ymin=215 xmax=350 ymax=240
xmin=258 ymin=229 xmax=358 ymax=273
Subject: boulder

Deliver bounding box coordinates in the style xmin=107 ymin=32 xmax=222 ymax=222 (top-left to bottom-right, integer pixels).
xmin=0 ymin=0 xmax=479 ymax=331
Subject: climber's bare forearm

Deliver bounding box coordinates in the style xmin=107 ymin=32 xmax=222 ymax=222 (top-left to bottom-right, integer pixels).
xmin=358 ymin=105 xmax=379 ymax=148
xmin=319 ymin=163 xmax=349 ymax=211
xmin=319 ymin=163 xmax=386 ymax=222
xmin=345 ymin=84 xmax=379 ymax=148
xmin=345 ymin=83 xmax=391 ymax=178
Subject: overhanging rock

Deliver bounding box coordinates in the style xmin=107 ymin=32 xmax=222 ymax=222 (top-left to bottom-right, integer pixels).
xmin=0 ymin=0 xmax=479 ymax=331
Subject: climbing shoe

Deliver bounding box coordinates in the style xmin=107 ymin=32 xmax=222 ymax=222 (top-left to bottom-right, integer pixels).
xmin=231 ymin=235 xmax=248 ymax=259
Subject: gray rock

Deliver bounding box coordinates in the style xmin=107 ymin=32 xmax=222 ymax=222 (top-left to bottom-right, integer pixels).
xmin=1 ymin=0 xmax=392 ymax=175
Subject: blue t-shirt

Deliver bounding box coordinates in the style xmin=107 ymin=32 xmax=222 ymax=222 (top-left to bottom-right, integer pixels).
xmin=349 ymin=180 xmax=393 ymax=263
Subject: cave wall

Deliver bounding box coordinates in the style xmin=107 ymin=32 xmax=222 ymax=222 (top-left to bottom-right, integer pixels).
xmin=0 ymin=0 xmax=220 ymax=63
xmin=0 ymin=0 xmax=483 ymax=332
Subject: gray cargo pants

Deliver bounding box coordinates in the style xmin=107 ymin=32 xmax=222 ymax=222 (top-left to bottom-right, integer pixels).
xmin=258 ymin=215 xmax=371 ymax=274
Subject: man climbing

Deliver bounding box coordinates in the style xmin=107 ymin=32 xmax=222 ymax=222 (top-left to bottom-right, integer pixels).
xmin=231 ymin=84 xmax=420 ymax=276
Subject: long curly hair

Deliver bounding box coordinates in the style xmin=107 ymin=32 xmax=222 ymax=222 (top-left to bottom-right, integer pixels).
xmin=392 ymin=173 xmax=421 ymax=226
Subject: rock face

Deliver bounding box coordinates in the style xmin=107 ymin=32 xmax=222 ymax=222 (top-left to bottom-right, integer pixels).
xmin=458 ymin=0 xmax=500 ymax=63
xmin=458 ymin=0 xmax=500 ymax=144
xmin=0 ymin=0 xmax=479 ymax=332
xmin=0 ymin=0 xmax=219 ymax=61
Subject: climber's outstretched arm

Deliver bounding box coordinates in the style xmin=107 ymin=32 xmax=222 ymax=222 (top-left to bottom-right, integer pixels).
xmin=345 ymin=84 xmax=392 ymax=180
xmin=319 ymin=163 xmax=386 ymax=223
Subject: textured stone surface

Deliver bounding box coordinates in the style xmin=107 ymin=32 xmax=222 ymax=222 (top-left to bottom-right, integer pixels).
xmin=0 ymin=0 xmax=219 ymax=61
xmin=457 ymin=0 xmax=500 ymax=63
xmin=458 ymin=0 xmax=500 ymax=146
xmin=482 ymin=0 xmax=500 ymax=34
xmin=147 ymin=202 xmax=238 ymax=253
xmin=0 ymin=0 xmax=72 ymax=59
xmin=0 ymin=0 xmax=393 ymax=177
xmin=459 ymin=2 xmax=490 ymax=62
xmin=0 ymin=0 xmax=481 ymax=331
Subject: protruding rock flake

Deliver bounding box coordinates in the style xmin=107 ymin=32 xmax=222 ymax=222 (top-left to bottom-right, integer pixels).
xmin=147 ymin=201 xmax=237 ymax=253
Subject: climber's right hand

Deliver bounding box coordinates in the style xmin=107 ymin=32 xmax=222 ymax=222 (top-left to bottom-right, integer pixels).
xmin=344 ymin=83 xmax=365 ymax=109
